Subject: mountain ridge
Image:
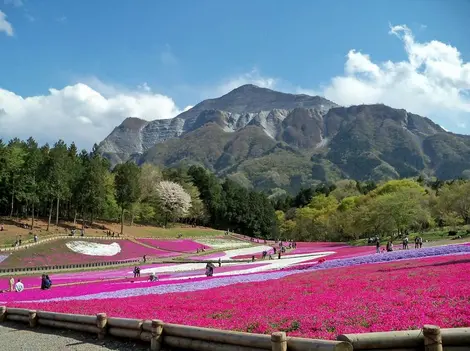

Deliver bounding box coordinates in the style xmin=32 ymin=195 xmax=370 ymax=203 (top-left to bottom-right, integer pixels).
xmin=98 ymin=85 xmax=470 ymax=193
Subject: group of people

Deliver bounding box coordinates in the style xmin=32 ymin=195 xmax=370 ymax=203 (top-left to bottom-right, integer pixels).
xmin=70 ymin=229 xmax=85 ymax=237
xmin=375 ymin=236 xmax=424 ymax=253
xmin=0 ymin=277 xmax=24 ymax=293
xmin=105 ymin=230 xmax=119 ymax=237
xmin=133 ymin=266 xmax=141 ymax=278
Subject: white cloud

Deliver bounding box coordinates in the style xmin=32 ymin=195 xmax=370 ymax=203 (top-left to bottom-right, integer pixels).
xmin=0 ymin=10 xmax=14 ymax=36
xmin=0 ymin=82 xmax=182 ymax=149
xmin=323 ymin=24 xmax=470 ymax=128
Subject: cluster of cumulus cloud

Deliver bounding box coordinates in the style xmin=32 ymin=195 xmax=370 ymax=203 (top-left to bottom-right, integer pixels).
xmin=0 ymin=24 xmax=469 ymax=149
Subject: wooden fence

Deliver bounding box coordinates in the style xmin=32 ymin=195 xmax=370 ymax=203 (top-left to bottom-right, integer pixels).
xmin=1 ymin=307 xmax=468 ymax=351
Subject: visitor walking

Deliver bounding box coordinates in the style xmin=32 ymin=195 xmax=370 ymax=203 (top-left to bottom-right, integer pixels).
xmin=414 ymin=236 xmax=419 ymax=249
xmin=143 ymin=255 xmax=147 ymax=263
xmin=133 ymin=266 xmax=141 ymax=278
xmin=218 ymin=258 xmax=221 ymax=267
xmin=9 ymin=277 xmax=14 ymax=292
xmin=386 ymin=240 xmax=393 ymax=252
xmin=14 ymin=279 xmax=24 ymax=292
xmin=418 ymin=236 xmax=423 ymax=248
xmin=376 ymin=239 xmax=380 ymax=253
xmin=403 ymin=236 xmax=408 ymax=250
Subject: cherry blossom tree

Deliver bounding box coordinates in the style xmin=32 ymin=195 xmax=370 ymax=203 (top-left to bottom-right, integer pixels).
xmin=157 ymin=181 xmax=192 ymax=224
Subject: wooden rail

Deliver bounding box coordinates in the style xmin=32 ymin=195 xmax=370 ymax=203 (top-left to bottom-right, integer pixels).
xmin=0 ymin=306 xmax=351 ymax=351
xmin=1 ymin=307 xmax=468 ymax=350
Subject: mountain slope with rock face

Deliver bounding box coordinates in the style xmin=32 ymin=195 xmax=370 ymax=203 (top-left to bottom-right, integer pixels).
xmin=98 ymin=84 xmax=470 ymax=193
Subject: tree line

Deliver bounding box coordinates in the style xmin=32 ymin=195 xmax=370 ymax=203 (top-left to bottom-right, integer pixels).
xmin=272 ymin=177 xmax=470 ymax=241
xmin=0 ymin=138 xmax=276 ymax=237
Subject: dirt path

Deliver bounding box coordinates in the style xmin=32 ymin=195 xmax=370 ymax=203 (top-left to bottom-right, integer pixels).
xmin=0 ymin=322 xmax=154 ymax=351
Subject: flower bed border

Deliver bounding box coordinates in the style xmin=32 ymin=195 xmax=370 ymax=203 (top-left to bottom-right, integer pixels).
xmin=1 ymin=306 xmax=468 ymax=350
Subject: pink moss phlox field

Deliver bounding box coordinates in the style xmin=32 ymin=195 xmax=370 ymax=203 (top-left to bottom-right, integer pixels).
xmin=0 ymin=263 xmax=270 ymax=303
xmin=9 ymin=254 xmax=470 ymax=339
xmin=137 ymin=239 xmax=210 ymax=252
xmin=232 ymin=243 xmax=372 ymax=259
xmin=0 ymin=240 xmax=179 ymax=267
xmin=0 ymin=263 xmax=175 ymax=287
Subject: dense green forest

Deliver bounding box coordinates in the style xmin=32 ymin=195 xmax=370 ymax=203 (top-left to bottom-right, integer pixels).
xmin=0 ymin=137 xmax=468 ymax=241
xmin=272 ymin=177 xmax=470 ymax=241
xmin=0 ymin=138 xmax=275 ymax=237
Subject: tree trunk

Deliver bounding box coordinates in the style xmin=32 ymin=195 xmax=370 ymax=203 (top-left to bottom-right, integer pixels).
xmin=55 ymin=197 xmax=60 ymax=226
xmin=31 ymin=202 xmax=35 ymax=231
xmin=73 ymin=211 xmax=77 ymax=226
xmin=130 ymin=211 xmax=135 ymax=227
xmin=121 ymin=208 xmax=125 ymax=235
xmin=90 ymin=213 xmax=94 ymax=226
xmin=9 ymin=193 xmax=14 ymax=218
xmin=81 ymin=210 xmax=85 ymax=233
xmin=47 ymin=200 xmax=53 ymax=231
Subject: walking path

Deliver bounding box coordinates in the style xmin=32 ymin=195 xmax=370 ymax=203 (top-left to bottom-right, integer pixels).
xmin=0 ymin=322 xmax=152 ymax=350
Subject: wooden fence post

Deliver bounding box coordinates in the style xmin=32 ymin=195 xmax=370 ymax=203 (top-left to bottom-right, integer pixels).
xmin=150 ymin=319 xmax=164 ymax=351
xmin=97 ymin=313 xmax=108 ymax=340
xmin=423 ymin=325 xmax=443 ymax=351
xmin=28 ymin=310 xmax=38 ymax=328
xmin=0 ymin=306 xmax=6 ymax=322
xmin=271 ymin=332 xmax=287 ymax=351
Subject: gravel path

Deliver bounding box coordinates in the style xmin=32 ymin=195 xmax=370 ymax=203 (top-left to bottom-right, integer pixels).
xmin=0 ymin=322 xmax=153 ymax=350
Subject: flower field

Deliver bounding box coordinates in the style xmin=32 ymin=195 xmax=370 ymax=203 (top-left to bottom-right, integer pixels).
xmin=1 ymin=238 xmax=469 ymax=339
xmin=0 ymin=239 xmax=179 ymax=268
xmin=4 ymin=252 xmax=469 ymax=339
xmin=137 ymin=238 xmax=210 ymax=252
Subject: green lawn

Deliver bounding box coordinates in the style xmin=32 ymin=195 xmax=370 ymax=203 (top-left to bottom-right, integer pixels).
xmin=349 ymin=227 xmax=470 ymax=246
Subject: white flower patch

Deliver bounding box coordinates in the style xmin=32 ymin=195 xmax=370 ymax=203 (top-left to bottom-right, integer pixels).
xmin=220 ymin=245 xmax=273 ymax=260
xmin=66 ymin=241 xmax=121 ymax=256
xmin=0 ymin=254 xmax=8 ymax=263
xmin=195 ymin=238 xmax=252 ymax=250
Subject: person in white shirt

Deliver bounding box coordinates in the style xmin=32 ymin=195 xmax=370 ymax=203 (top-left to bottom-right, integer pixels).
xmin=14 ymin=279 xmax=24 ymax=292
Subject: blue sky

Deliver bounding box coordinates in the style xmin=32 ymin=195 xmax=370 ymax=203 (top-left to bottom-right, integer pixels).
xmin=0 ymin=0 xmax=469 ymax=147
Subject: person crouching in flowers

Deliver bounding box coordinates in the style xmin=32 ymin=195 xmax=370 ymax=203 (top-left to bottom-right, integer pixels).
xmin=41 ymin=274 xmax=52 ymax=290
xmin=386 ymin=240 xmax=393 ymax=252
xmin=149 ymin=272 xmax=158 ymax=282
xmin=205 ymin=263 xmax=214 ymax=277
xmin=15 ymin=279 xmax=24 ymax=292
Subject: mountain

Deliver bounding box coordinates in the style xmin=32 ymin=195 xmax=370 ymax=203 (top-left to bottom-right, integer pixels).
xmin=98 ymin=84 xmax=470 ymax=193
